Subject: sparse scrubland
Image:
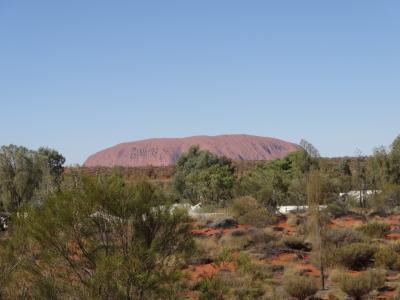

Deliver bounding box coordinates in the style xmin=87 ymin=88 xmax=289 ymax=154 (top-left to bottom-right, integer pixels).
xmin=1 ymin=136 xmax=400 ymax=299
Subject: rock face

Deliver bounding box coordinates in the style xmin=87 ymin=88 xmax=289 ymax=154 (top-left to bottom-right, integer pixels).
xmin=84 ymin=134 xmax=300 ymax=167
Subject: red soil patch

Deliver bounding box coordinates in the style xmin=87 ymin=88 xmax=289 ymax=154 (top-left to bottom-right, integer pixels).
xmin=346 ymin=270 xmax=362 ymax=277
xmin=269 ymin=253 xmax=303 ymax=264
xmin=187 ymin=262 xmax=235 ymax=280
xmin=375 ymin=214 xmax=400 ymax=226
xmin=192 ymin=225 xmax=249 ymax=237
xmin=328 ymin=216 xmax=363 ymax=228
xmin=377 ymin=289 xmax=396 ymax=299
xmin=269 ymin=253 xmax=320 ymax=278
xmin=274 ymin=220 xmax=296 ymax=235
xmin=387 ymin=274 xmax=400 ymax=282
xmin=296 ymin=263 xmax=320 ymax=277
xmin=386 ymin=233 xmax=400 ymax=239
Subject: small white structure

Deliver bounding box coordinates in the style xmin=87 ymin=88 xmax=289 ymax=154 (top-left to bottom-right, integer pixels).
xmin=277 ymin=205 xmax=327 ymax=215
xmin=339 ymin=190 xmax=380 ymax=202
xmin=171 ymin=203 xmax=203 ymax=216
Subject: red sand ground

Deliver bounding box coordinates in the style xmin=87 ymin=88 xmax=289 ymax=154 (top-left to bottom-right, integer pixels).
xmin=269 ymin=252 xmax=320 ymax=278
xmin=386 ymin=233 xmax=400 ymax=239
xmin=274 ymin=219 xmax=297 ymax=235
xmin=328 ymin=216 xmax=363 ymax=228
xmin=191 ymin=224 xmax=249 ymax=237
xmin=269 ymin=253 xmax=299 ymax=264
xmin=188 ymin=262 xmax=235 ymax=280
xmin=188 ymin=214 xmax=400 ymax=299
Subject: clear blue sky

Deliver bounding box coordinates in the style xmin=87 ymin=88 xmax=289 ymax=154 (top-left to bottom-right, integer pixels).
xmin=1 ymin=1 xmax=399 ymax=164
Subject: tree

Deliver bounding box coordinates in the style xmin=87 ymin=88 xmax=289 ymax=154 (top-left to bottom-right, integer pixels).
xmin=307 ymin=170 xmax=326 ymax=290
xmin=172 ymin=146 xmax=235 ymax=205
xmin=236 ymin=151 xmax=317 ymax=208
xmin=0 ymin=145 xmax=39 ymax=210
xmin=3 ymin=173 xmax=195 ymax=299
xmin=353 ymin=150 xmax=368 ymax=208
xmin=367 ymin=147 xmax=389 ymax=191
xmin=0 ymin=145 xmax=65 ymax=211
xmin=300 ymin=139 xmax=320 ymax=158
xmin=33 ymin=147 xmax=66 ymax=204
xmin=389 ymin=135 xmax=400 ymax=184
xmin=339 ymin=159 xmax=352 ymax=177
xmin=37 ymin=147 xmax=65 ymax=187
xmin=236 ymin=156 xmax=291 ymax=209
xmin=337 ymin=158 xmax=352 ymax=192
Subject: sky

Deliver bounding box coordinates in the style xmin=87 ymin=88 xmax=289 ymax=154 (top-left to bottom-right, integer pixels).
xmin=0 ymin=1 xmax=399 ymax=164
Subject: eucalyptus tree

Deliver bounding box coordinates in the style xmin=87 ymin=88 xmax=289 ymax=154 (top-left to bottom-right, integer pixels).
xmin=0 ymin=145 xmax=65 ymax=211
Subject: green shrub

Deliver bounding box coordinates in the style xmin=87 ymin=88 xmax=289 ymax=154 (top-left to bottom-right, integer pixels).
xmin=281 ymin=236 xmax=310 ymax=251
xmin=198 ymin=276 xmax=229 ymax=300
xmin=335 ymin=243 xmax=377 ymax=270
xmin=215 ymin=248 xmax=233 ymax=264
xmin=231 ymin=196 xmax=277 ymax=227
xmin=236 ymin=253 xmax=253 ymax=274
xmin=338 ymin=269 xmax=386 ymax=300
xmin=357 ymin=222 xmax=391 ymax=238
xmin=287 ymin=213 xmax=300 ymax=227
xmin=377 ymin=184 xmax=400 ymax=208
xmin=283 ymin=274 xmax=318 ymax=300
xmin=392 ymin=241 xmax=400 ymax=253
xmin=234 ymin=285 xmax=265 ymax=300
xmin=375 ymin=246 xmax=400 ymax=270
xmin=323 ymin=228 xmax=362 ymax=248
xmin=326 ymin=202 xmax=348 ymax=218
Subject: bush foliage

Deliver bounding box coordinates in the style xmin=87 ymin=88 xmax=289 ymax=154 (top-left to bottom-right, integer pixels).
xmin=334 ymin=243 xmax=377 ymax=270
xmin=357 ymin=222 xmax=391 ymax=238
xmin=283 ymin=273 xmax=319 ymax=300
xmin=172 ymin=146 xmax=235 ymax=205
xmin=338 ymin=269 xmax=386 ymax=300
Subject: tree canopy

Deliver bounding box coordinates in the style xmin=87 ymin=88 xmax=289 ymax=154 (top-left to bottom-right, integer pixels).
xmin=2 ymin=174 xmax=194 ymax=299
xmin=0 ymin=145 xmax=65 ymax=211
xmin=172 ymin=146 xmax=235 ymax=205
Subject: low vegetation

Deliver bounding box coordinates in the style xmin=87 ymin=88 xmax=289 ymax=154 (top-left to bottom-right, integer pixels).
xmin=283 ymin=272 xmax=319 ymax=300
xmin=1 ymin=136 xmax=400 ymax=298
xmin=338 ymin=269 xmax=386 ymax=300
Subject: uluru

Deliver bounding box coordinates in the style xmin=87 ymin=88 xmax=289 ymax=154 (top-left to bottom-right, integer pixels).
xmin=83 ymin=134 xmax=301 ymax=167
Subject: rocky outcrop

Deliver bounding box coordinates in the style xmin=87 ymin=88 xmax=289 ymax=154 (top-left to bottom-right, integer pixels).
xmin=84 ymin=134 xmax=300 ymax=167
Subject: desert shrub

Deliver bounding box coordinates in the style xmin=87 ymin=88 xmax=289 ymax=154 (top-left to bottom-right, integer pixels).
xmin=323 ymin=228 xmax=362 ymax=248
xmin=235 ymin=253 xmax=273 ymax=280
xmin=328 ymin=268 xmax=347 ymax=283
xmin=219 ymin=233 xmax=250 ymax=251
xmin=338 ymin=269 xmax=386 ymax=300
xmin=323 ymin=228 xmax=364 ymax=267
xmin=231 ymin=196 xmax=277 ymax=227
xmin=234 ymin=285 xmax=265 ymax=300
xmin=215 ymin=248 xmax=234 ymax=264
xmin=357 ymin=222 xmax=391 ymax=238
xmin=281 ymin=236 xmax=310 ymax=251
xmin=4 ymin=176 xmax=195 ymax=299
xmin=247 ymin=227 xmax=273 ymax=244
xmin=172 ymin=145 xmax=235 ymax=205
xmin=326 ymin=201 xmax=348 ymax=218
xmin=377 ymin=184 xmax=400 ymax=208
xmin=283 ymin=273 xmax=319 ymax=300
xmin=197 ymin=275 xmax=229 ymax=300
xmin=236 ymin=253 xmax=253 ymax=274
xmin=335 ymin=243 xmax=377 ymax=270
xmin=392 ymin=241 xmax=400 ymax=253
xmin=375 ymin=246 xmax=400 ymax=270
xmin=195 ymin=237 xmax=221 ymax=258
xmin=232 ymin=196 xmax=257 ymax=216
xmin=286 ymin=213 xmax=300 ymax=227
